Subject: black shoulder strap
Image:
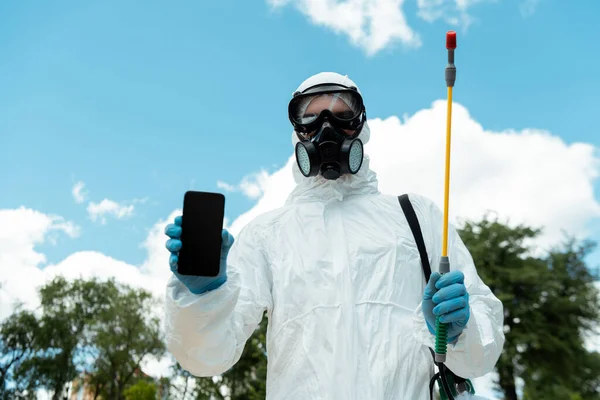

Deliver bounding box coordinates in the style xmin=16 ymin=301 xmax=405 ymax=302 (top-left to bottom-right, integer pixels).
xmin=399 ymin=195 xmax=471 ymax=390
xmin=398 ymin=194 xmax=431 ymax=283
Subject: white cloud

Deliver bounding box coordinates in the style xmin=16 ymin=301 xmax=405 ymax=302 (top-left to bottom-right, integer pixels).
xmin=228 ymin=161 xmax=296 ymax=236
xmin=2 ymin=100 xmax=599 ymax=397
xmin=141 ymin=354 xmax=175 ymax=379
xmin=417 ymin=0 xmax=495 ymax=28
xmin=267 ymin=0 xmax=421 ymax=56
xmin=217 ymin=181 xmax=237 ymax=192
xmin=267 ymin=0 xmax=504 ymax=55
xmin=519 ymin=0 xmax=540 ymax=17
xmin=368 ymin=101 xmax=600 ymax=251
xmin=239 ymin=171 xmax=272 ymax=199
xmin=72 ymin=181 xmax=88 ymax=204
xmin=139 ymin=209 xmax=183 ymax=296
xmin=0 ymin=207 xmax=80 ymax=319
xmin=87 ymin=199 xmax=135 ymax=224
xmin=72 ymin=182 xmax=145 ymax=224
xmin=132 ymin=197 xmax=149 ymax=205
xmin=217 ymin=170 xmax=273 ymax=200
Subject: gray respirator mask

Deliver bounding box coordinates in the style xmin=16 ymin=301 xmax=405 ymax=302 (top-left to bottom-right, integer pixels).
xmin=288 ymin=84 xmax=367 ymax=181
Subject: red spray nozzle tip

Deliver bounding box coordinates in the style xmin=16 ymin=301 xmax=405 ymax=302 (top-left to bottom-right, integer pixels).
xmin=446 ymin=31 xmax=457 ymax=49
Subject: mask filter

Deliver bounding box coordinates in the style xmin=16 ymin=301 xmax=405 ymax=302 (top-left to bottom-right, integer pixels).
xmin=295 ymin=122 xmax=364 ymax=180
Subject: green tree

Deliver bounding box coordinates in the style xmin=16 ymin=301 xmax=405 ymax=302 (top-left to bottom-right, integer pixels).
xmin=16 ymin=277 xmax=115 ymax=400
xmin=2 ymin=277 xmax=165 ymax=400
xmin=520 ymin=239 xmax=600 ymax=400
xmin=86 ymin=282 xmax=165 ymax=400
xmin=123 ymin=380 xmax=157 ymax=400
xmin=458 ymin=215 xmax=600 ymax=400
xmin=0 ymin=308 xmax=38 ymax=399
xmin=165 ymin=363 xmax=193 ymax=400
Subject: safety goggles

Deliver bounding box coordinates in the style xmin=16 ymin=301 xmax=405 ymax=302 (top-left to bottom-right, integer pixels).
xmin=288 ymin=84 xmax=366 ymax=134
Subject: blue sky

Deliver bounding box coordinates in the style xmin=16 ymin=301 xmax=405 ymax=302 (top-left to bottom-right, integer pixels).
xmin=1 ymin=0 xmax=599 ymax=269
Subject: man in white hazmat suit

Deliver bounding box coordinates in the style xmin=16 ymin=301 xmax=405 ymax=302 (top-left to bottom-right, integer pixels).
xmin=164 ymin=72 xmax=505 ymax=399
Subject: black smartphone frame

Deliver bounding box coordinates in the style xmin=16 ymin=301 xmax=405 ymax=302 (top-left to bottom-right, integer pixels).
xmin=177 ymin=190 xmax=225 ymax=277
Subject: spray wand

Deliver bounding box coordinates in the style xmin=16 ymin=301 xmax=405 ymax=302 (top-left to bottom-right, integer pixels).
xmin=435 ymin=30 xmax=457 ymax=364
xmin=427 ymin=30 xmax=463 ymax=400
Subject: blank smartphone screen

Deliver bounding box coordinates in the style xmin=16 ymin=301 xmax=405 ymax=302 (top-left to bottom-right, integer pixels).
xmin=177 ymin=191 xmax=225 ymax=277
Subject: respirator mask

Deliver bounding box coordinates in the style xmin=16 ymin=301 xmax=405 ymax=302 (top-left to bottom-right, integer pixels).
xmin=288 ymin=83 xmax=367 ymax=180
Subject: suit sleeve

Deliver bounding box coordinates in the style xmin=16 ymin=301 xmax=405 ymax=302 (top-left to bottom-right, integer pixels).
xmin=164 ymin=222 xmax=272 ymax=377
xmin=410 ymin=194 xmax=505 ymax=378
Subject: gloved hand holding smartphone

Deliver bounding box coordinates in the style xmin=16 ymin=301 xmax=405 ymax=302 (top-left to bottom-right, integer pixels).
xmin=164 ymin=191 xmax=235 ymax=295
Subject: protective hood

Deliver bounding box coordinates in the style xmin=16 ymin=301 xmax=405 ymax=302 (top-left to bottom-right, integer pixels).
xmin=287 ymin=72 xmax=378 ymax=205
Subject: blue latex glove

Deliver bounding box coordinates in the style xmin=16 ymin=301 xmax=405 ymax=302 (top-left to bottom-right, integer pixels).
xmin=164 ymin=215 xmax=234 ymax=295
xmin=423 ymin=270 xmax=470 ymax=343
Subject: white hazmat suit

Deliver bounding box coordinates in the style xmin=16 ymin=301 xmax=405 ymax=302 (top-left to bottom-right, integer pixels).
xmin=165 ymin=72 xmax=505 ymax=399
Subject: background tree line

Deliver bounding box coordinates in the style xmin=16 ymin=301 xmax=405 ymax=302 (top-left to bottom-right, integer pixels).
xmin=1 ymin=215 xmax=599 ymax=399
xmin=0 ymin=278 xmax=165 ymax=400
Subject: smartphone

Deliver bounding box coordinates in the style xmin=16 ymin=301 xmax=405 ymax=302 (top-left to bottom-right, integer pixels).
xmin=177 ymin=191 xmax=226 ymax=277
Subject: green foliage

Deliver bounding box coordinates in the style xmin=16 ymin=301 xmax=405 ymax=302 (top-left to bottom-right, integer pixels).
xmin=14 ymin=277 xmax=115 ymax=400
xmin=123 ymin=380 xmax=157 ymax=400
xmin=86 ymin=283 xmax=165 ymax=399
xmin=0 ymin=277 xmax=165 ymax=400
xmin=0 ymin=308 xmax=38 ymax=399
xmin=458 ymin=214 xmax=600 ymax=400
